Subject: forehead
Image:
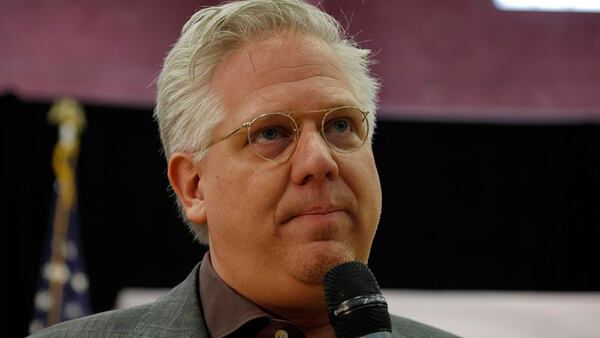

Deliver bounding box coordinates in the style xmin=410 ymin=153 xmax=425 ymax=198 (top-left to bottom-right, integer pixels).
xmin=210 ymin=31 xmax=358 ymax=123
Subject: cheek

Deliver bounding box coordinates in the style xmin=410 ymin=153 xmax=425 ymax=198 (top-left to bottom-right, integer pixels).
xmin=368 ymin=160 xmax=383 ymax=209
xmin=203 ymin=160 xmax=243 ymax=222
xmin=244 ymin=166 xmax=290 ymax=225
xmin=342 ymin=153 xmax=382 ymax=222
xmin=205 ymin=162 xmax=287 ymax=234
xmin=346 ymin=151 xmax=380 ymax=193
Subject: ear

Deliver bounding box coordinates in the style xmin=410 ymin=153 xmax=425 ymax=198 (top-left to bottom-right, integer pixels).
xmin=167 ymin=152 xmax=207 ymax=225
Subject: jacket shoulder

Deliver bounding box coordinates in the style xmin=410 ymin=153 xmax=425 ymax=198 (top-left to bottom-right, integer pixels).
xmin=29 ymin=263 xmax=207 ymax=337
xmin=391 ymin=314 xmax=461 ymax=338
xmin=28 ymin=304 xmax=153 ymax=337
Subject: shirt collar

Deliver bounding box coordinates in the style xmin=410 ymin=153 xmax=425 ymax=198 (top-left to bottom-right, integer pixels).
xmin=198 ymin=252 xmax=271 ymax=337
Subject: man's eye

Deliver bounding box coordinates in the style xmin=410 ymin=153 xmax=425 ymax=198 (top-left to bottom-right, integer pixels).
xmin=260 ymin=127 xmax=279 ymax=140
xmin=332 ymin=119 xmax=350 ymax=133
xmin=326 ymin=118 xmax=354 ymax=134
xmin=251 ymin=126 xmax=292 ymax=144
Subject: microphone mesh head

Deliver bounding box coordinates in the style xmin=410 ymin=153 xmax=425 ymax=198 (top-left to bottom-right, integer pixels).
xmin=324 ymin=261 xmax=392 ymax=338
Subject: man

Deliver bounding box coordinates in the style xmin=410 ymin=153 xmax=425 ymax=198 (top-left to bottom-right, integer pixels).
xmin=32 ymin=0 xmax=457 ymax=337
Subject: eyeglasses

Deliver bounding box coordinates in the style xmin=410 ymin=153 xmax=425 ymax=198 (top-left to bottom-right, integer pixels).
xmin=206 ymin=106 xmax=370 ymax=162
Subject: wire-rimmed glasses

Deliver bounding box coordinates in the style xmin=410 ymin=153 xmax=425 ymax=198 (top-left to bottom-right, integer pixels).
xmin=206 ymin=106 xmax=370 ymax=162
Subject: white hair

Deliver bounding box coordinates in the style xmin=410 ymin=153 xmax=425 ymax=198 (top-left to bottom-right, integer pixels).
xmin=154 ymin=0 xmax=380 ymax=244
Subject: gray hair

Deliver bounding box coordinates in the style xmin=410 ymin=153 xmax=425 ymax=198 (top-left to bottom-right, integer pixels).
xmin=154 ymin=0 xmax=380 ymax=244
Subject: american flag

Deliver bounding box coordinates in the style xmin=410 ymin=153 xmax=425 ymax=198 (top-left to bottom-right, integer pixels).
xmin=29 ymin=193 xmax=92 ymax=334
xmin=30 ymin=98 xmax=91 ymax=334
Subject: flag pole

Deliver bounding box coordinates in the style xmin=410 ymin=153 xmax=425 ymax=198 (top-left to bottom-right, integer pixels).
xmin=46 ymin=98 xmax=86 ymax=325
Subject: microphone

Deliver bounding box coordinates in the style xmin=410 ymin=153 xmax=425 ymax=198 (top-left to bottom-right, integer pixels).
xmin=324 ymin=261 xmax=393 ymax=338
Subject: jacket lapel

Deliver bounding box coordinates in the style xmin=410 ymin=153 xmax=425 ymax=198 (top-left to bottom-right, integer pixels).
xmin=132 ymin=263 xmax=209 ymax=337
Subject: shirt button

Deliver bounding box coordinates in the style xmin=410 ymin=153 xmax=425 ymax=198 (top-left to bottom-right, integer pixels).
xmin=275 ymin=329 xmax=289 ymax=338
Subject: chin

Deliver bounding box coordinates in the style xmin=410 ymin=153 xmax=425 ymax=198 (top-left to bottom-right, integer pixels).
xmin=287 ymin=240 xmax=356 ymax=283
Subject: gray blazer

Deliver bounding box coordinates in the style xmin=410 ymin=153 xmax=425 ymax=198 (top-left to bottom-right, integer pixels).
xmin=30 ymin=262 xmax=459 ymax=337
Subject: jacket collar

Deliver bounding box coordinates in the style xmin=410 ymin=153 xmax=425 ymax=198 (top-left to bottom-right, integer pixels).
xmin=132 ymin=262 xmax=208 ymax=337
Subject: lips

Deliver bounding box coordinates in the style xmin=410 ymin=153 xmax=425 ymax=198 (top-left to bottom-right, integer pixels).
xmin=281 ymin=205 xmax=346 ymax=224
xmin=277 ymin=188 xmax=356 ymax=226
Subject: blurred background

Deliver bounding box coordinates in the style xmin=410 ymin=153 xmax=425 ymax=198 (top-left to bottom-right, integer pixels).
xmin=1 ymin=0 xmax=599 ymax=337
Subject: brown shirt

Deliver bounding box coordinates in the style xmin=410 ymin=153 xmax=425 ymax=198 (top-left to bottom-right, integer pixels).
xmin=199 ymin=252 xmax=305 ymax=338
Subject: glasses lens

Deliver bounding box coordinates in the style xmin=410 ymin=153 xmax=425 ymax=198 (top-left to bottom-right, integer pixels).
xmin=322 ymin=107 xmax=369 ymax=152
xmin=248 ymin=113 xmax=297 ymax=160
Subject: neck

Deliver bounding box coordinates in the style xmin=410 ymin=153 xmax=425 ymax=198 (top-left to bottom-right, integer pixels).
xmin=209 ymin=250 xmax=338 ymax=337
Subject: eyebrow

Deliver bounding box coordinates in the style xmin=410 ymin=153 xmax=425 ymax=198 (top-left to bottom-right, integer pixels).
xmin=288 ymin=104 xmax=363 ymax=116
xmin=261 ymin=103 xmax=360 ymax=115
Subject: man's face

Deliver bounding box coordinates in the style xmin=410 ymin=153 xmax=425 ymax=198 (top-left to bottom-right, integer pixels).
xmin=194 ymin=32 xmax=381 ymax=305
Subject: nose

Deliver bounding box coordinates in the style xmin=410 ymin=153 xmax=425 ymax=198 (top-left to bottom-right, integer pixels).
xmin=289 ymin=124 xmax=339 ymax=185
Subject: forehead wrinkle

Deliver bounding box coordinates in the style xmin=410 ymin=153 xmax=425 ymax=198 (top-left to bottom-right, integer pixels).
xmin=251 ymin=60 xmax=352 ymax=96
xmin=256 ymin=74 xmax=343 ymax=99
xmin=252 ymin=56 xmax=346 ymax=81
xmin=254 ymin=75 xmax=353 ymax=97
xmin=258 ymin=60 xmax=343 ymax=74
xmin=250 ymin=78 xmax=358 ymax=114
